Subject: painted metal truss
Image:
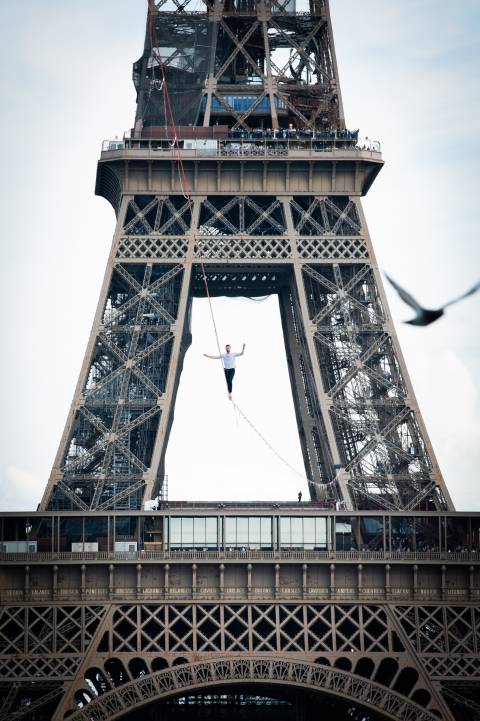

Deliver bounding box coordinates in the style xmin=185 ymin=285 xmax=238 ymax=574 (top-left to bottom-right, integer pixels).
xmin=3 ymin=599 xmax=475 ymax=720
xmin=40 ymin=190 xmax=451 ymax=512
xmin=134 ymin=0 xmax=343 ymax=131
xmin=6 ymin=0 xmax=470 ymax=719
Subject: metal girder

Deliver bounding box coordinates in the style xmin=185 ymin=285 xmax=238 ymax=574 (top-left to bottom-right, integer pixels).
xmin=6 ymin=687 xmax=64 ymax=721
xmin=43 ymin=0 xmax=452 ymax=515
xmin=5 ymin=593 xmax=454 ymax=721
xmin=137 ymin=0 xmax=343 ymax=131
xmin=56 ymin=481 xmax=89 ymax=512
xmin=244 ymin=196 xmax=284 ymax=234
xmin=443 ymin=687 xmax=480 ymax=718
xmin=218 ymin=18 xmax=265 ymax=79
xmin=211 ymin=90 xmax=250 ymax=129
xmin=44 ymin=188 xmax=450 ymax=514
xmin=95 ymin=479 xmax=146 ymax=511
xmin=14 ymin=0 xmax=471 ymax=714
xmin=269 ymin=17 xmax=328 ymax=79
xmin=42 ymin=225 xmax=185 ymax=509
xmin=214 ymin=20 xmax=261 ymax=81
xmin=0 ymin=684 xmax=20 ymax=721
xmin=201 ymin=197 xmax=240 ymax=234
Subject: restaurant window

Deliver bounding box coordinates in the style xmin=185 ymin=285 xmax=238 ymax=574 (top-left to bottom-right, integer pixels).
xmin=280 ymin=517 xmax=328 ymax=549
xmin=169 ymin=517 xmax=218 ymax=549
xmin=224 ymin=517 xmax=273 ymax=549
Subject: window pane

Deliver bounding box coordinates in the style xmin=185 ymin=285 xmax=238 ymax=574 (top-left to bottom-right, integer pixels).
xmin=291 ymin=517 xmax=303 ymax=545
xmin=260 ymin=517 xmax=272 ymax=547
xmin=193 ymin=517 xmax=206 ymax=547
xmin=303 ymin=518 xmax=315 ymax=548
xmin=315 ymin=517 xmax=327 ymax=548
xmin=249 ymin=517 xmax=261 ymax=547
xmin=237 ymin=517 xmax=249 ymax=545
xmin=182 ymin=517 xmax=194 ymax=545
xmin=225 ymin=517 xmax=236 ymax=545
xmin=269 ymin=516 xmax=330 ymax=549
xmin=206 ymin=518 xmax=217 ymax=546
xmin=335 ymin=519 xmax=352 ymax=551
xmin=85 ymin=517 xmax=108 ymax=544
xmin=170 ymin=518 xmax=182 ymax=547
xmin=280 ymin=517 xmax=290 ymax=547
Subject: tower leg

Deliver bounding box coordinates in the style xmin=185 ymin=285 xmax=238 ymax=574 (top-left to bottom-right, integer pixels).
xmin=290 ymin=262 xmax=354 ymax=509
xmin=145 ymin=267 xmax=193 ymax=503
xmin=40 ymin=196 xmax=201 ymax=511
xmin=278 ymin=286 xmax=332 ymax=500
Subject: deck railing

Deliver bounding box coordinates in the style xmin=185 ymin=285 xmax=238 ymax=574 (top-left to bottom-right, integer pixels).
xmin=101 ymin=135 xmax=381 ymax=156
xmin=1 ymin=548 xmax=479 ymax=563
xmin=2 ymin=585 xmax=478 ymax=603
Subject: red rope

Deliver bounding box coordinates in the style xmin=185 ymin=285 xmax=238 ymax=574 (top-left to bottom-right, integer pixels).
xmin=148 ymin=2 xmax=224 ymax=364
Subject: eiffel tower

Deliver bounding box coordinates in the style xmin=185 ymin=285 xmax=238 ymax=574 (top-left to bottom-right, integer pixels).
xmin=1 ymin=1 xmax=479 ymax=720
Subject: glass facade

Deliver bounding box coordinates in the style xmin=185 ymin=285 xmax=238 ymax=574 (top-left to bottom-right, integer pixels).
xmin=202 ymin=96 xmax=287 ymax=113
xmin=224 ymin=516 xmax=273 ymax=549
xmin=169 ymin=517 xmax=218 ymax=549
xmin=280 ymin=517 xmax=328 ymax=549
xmin=2 ymin=512 xmax=478 ymax=555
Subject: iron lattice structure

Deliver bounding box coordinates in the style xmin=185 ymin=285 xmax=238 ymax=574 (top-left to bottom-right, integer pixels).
xmin=1 ymin=507 xmax=480 ymax=721
xmin=3 ymin=2 xmax=478 ymax=721
xmin=133 ymin=0 xmax=344 ymax=133
xmin=40 ymin=0 xmax=451 ymax=515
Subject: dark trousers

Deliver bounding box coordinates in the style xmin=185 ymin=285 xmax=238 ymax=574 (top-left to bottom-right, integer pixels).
xmin=224 ymin=368 xmax=235 ymax=393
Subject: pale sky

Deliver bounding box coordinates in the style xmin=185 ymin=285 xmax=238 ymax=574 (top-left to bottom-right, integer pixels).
xmin=0 ymin=1 xmax=479 ymax=511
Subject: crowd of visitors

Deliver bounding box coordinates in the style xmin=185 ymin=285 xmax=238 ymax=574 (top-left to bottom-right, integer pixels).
xmin=108 ymin=125 xmax=381 ymax=154
xmin=217 ymin=126 xmax=380 ymax=155
xmin=228 ymin=126 xmax=360 ymax=141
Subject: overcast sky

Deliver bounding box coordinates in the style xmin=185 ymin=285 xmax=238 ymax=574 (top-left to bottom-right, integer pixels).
xmin=0 ymin=1 xmax=479 ymax=511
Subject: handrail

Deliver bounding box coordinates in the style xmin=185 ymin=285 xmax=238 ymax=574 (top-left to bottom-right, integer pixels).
xmin=1 ymin=549 xmax=479 ymax=562
xmin=1 ymin=585 xmax=477 ymax=603
xmin=101 ymin=136 xmax=381 ymax=156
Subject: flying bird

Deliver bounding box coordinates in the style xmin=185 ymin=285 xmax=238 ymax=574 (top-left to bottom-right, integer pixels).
xmin=385 ymin=274 xmax=480 ymax=326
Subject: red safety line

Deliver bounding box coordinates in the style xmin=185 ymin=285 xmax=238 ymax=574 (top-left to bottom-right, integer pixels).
xmin=148 ymin=3 xmax=224 ymax=364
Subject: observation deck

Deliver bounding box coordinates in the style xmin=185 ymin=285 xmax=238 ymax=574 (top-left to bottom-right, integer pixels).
xmin=1 ymin=507 xmax=479 ymax=605
xmin=95 ymin=129 xmax=383 ymax=213
xmin=1 ymin=506 xmax=478 ymax=560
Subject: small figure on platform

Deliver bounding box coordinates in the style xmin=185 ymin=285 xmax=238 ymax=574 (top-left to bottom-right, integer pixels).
xmin=298 ymin=491 xmax=303 ymax=503
xmin=204 ymin=343 xmax=246 ymax=399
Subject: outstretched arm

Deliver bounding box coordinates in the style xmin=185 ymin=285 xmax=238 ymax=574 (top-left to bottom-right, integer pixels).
xmin=204 ymin=353 xmax=221 ymax=359
xmin=236 ymin=343 xmax=246 ymax=357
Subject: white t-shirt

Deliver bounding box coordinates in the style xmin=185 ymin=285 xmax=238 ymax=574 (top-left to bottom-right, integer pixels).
xmin=219 ymin=351 xmax=241 ymax=369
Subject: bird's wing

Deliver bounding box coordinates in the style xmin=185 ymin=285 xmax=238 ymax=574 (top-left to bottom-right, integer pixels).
xmin=443 ymin=280 xmax=480 ymax=308
xmin=385 ymin=274 xmax=423 ymax=311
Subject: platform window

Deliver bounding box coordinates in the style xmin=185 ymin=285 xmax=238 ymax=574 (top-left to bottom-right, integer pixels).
xmin=169 ymin=517 xmax=218 ymax=549
xmin=224 ymin=516 xmax=273 ymax=549
xmin=280 ymin=517 xmax=327 ymax=549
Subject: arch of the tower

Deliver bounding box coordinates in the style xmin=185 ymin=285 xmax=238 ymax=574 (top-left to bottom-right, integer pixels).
xmin=63 ymin=657 xmax=440 ymax=721
xmin=40 ymin=186 xmax=451 ymax=515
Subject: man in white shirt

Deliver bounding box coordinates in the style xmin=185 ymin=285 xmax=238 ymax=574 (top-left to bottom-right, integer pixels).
xmin=204 ymin=343 xmax=246 ymax=399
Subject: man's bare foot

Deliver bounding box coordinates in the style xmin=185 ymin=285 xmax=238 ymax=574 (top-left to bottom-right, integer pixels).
xmin=228 ymin=393 xmax=232 ymax=400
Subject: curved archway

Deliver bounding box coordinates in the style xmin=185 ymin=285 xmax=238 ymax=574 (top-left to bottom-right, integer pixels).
xmin=333 ymin=657 xmax=352 ymax=672
xmin=151 ymin=657 xmax=169 ymax=672
xmin=128 ymin=658 xmax=149 ymax=679
xmin=67 ymin=656 xmax=439 ymax=721
xmin=171 ymin=656 xmax=190 ymax=667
